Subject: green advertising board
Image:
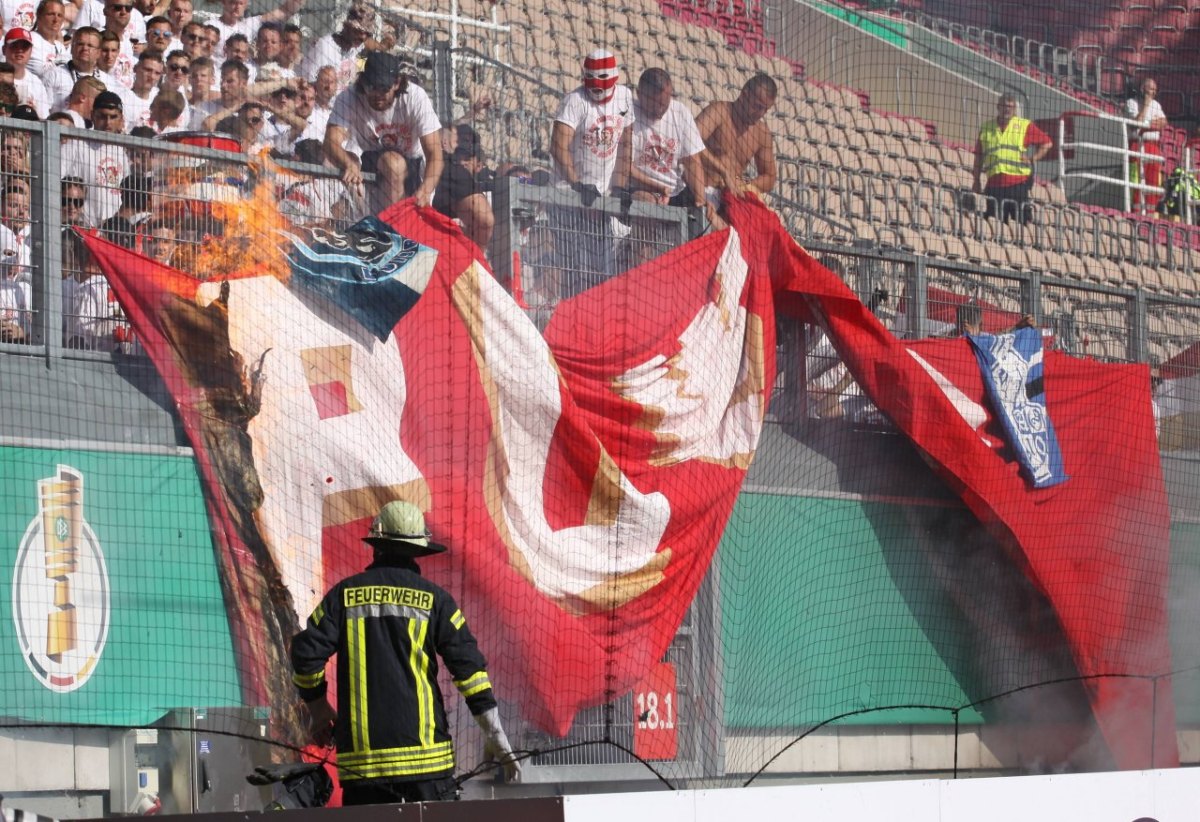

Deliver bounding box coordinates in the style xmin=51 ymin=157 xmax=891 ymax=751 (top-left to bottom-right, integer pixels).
xmin=721 ymin=492 xmax=1200 ymax=729
xmin=0 ymin=445 xmax=241 ymax=726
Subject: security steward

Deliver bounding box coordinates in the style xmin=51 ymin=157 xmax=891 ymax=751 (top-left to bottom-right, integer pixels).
xmin=971 ymin=92 xmax=1052 ymax=224
xmin=291 ymin=501 xmax=521 ymax=805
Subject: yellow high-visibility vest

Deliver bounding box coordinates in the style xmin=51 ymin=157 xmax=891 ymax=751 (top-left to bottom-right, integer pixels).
xmin=980 ymin=117 xmax=1032 ymax=178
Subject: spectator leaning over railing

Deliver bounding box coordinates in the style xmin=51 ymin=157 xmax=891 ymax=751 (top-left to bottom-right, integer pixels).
xmin=971 ymin=92 xmax=1051 ymax=225
xmin=696 ymin=72 xmax=778 ymax=200
xmin=613 ymin=67 xmax=722 ymax=231
xmin=1125 ymin=77 xmax=1167 ymax=212
xmin=324 ymin=50 xmax=443 ymax=213
xmin=550 ymin=48 xmax=634 ymax=205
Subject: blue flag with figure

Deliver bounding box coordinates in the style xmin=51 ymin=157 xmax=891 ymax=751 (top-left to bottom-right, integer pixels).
xmin=967 ymin=326 xmax=1068 ymax=489
xmin=281 ymin=216 xmax=438 ymax=341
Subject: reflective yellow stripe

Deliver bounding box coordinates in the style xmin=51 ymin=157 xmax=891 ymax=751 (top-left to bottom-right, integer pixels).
xmin=309 ymin=603 xmax=325 ymax=627
xmin=454 ymin=670 xmax=491 ymax=698
xmin=338 ymin=745 xmax=455 ymax=781
xmin=339 ymin=741 xmax=453 ymax=766
xmin=347 ymin=617 xmax=369 ymax=751
xmin=449 ymin=609 xmax=465 ymax=630
xmin=407 ymin=618 xmax=434 ymax=748
xmin=292 ymin=669 xmax=325 ymax=689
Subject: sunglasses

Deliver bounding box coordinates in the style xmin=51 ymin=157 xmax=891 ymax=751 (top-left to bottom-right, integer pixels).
xmin=61 ymin=197 xmax=85 ymax=208
xmin=5 ymin=41 xmax=32 ymax=49
xmin=184 ymin=32 xmax=204 ymax=41
xmin=169 ymin=64 xmax=189 ymax=72
xmin=149 ymin=29 xmax=173 ymax=37
xmin=107 ymin=4 xmax=132 ymax=11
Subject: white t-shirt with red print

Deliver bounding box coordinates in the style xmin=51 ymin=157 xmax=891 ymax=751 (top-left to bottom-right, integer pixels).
xmin=554 ymin=84 xmax=633 ymax=193
xmin=629 ymin=97 xmax=704 ymax=198
xmin=327 ymin=81 xmax=441 ymax=161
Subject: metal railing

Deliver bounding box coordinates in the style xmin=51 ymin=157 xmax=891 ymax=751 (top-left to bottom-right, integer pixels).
xmin=1056 ymin=108 xmax=1170 ymax=215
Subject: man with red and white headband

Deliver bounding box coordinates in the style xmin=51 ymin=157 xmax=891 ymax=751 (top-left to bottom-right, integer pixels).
xmin=551 ymin=48 xmax=633 ymax=205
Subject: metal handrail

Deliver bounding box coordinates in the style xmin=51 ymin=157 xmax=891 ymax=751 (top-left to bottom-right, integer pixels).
xmin=1056 ymin=108 xmax=1169 ymax=215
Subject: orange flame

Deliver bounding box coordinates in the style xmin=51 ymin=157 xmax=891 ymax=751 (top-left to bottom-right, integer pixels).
xmin=191 ymin=153 xmax=294 ymax=283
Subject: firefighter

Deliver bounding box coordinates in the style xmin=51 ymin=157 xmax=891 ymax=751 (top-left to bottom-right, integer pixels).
xmin=291 ymin=500 xmax=521 ymax=805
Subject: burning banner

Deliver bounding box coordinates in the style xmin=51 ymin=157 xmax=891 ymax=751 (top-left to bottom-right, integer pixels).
xmin=83 ymin=196 xmax=772 ymax=738
xmin=83 ymin=187 xmax=1174 ymax=769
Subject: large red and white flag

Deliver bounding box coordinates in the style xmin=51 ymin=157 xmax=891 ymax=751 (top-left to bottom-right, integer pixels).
xmin=84 ymin=201 xmax=773 ymax=736
xmin=722 ymin=196 xmax=1176 ymax=770
xmin=84 ymin=194 xmax=1176 ymax=769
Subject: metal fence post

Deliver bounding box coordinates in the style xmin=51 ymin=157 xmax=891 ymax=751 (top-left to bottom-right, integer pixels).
xmin=30 ymin=121 xmax=63 ymax=361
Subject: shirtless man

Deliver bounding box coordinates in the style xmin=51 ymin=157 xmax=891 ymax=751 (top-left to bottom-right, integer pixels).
xmin=696 ymin=72 xmax=778 ymax=197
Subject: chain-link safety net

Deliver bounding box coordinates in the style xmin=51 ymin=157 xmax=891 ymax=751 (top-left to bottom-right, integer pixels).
xmin=1 ymin=0 xmax=1200 ymax=814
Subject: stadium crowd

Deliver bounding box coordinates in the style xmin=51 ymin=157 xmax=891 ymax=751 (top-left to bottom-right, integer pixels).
xmin=0 ymin=0 xmax=788 ymax=351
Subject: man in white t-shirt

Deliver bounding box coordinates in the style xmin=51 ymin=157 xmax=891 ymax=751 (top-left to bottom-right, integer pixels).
xmin=0 ymin=0 xmax=36 ymax=34
xmin=297 ymin=2 xmax=370 ymax=93
xmin=28 ymin=0 xmax=70 ymax=78
xmin=206 ymin=0 xmax=304 ymax=57
xmin=44 ymin=27 xmax=115 ymax=109
xmin=614 ymin=67 xmax=706 ymax=209
xmin=550 ymin=49 xmax=634 ymax=204
xmin=61 ymin=90 xmax=131 ymax=227
xmin=3 ymin=28 xmax=50 ymax=117
xmin=117 ymin=51 xmax=162 ymax=130
xmin=324 ymin=50 xmax=443 ymax=213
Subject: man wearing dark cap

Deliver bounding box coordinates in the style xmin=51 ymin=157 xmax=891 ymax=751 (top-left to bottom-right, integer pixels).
xmin=291 ymin=500 xmax=521 ymax=805
xmin=90 ymin=90 xmax=125 ymax=132
xmin=324 ymin=50 xmax=443 ymax=214
xmin=61 ymin=89 xmax=132 ymax=225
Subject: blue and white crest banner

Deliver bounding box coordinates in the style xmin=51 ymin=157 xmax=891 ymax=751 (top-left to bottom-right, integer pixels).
xmin=968 ymin=327 xmax=1068 ymax=489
